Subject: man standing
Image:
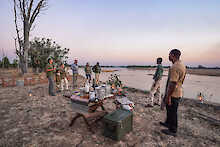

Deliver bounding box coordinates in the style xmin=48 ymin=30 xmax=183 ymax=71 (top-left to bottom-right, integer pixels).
xmin=92 ymin=62 xmax=101 ymax=85
xmin=55 ymin=67 xmax=61 ymax=92
xmin=84 ymin=62 xmax=92 ymax=83
xmin=160 ymin=49 xmax=186 ymax=137
xmin=71 ymin=59 xmax=78 ymax=89
xmin=148 ymin=57 xmax=163 ymax=107
xmin=46 ymin=58 xmax=56 ymax=96
xmin=60 ymin=63 xmax=69 ymax=91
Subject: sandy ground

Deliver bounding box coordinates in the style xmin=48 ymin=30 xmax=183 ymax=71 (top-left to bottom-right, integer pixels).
xmin=0 ymin=76 xmax=220 ymax=147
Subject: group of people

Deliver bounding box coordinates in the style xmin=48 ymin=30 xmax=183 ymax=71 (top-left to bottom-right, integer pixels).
xmin=149 ymin=49 xmax=186 ymax=137
xmin=46 ymin=58 xmax=102 ymax=96
xmin=46 ymin=49 xmax=186 ymax=137
xmin=70 ymin=59 xmax=102 ymax=88
xmin=46 ymin=58 xmax=69 ymax=96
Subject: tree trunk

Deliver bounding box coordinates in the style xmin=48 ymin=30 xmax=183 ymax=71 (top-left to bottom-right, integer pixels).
xmin=22 ymin=20 xmax=30 ymax=74
xmin=19 ymin=56 xmax=26 ymax=74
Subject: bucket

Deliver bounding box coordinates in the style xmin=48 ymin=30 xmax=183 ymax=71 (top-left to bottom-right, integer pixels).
xmin=16 ymin=80 xmax=24 ymax=86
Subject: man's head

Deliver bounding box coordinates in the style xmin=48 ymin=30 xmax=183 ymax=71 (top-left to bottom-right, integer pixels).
xmin=86 ymin=62 xmax=89 ymax=66
xmin=74 ymin=59 xmax=78 ymax=64
xmin=157 ymin=57 xmax=163 ymax=64
xmin=96 ymin=62 xmax=99 ymax=65
xmin=48 ymin=58 xmax=53 ymax=64
xmin=60 ymin=63 xmax=64 ymax=68
xmin=169 ymin=49 xmax=181 ymax=63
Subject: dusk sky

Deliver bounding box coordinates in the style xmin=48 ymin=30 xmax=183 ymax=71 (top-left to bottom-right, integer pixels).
xmin=0 ymin=0 xmax=220 ymax=66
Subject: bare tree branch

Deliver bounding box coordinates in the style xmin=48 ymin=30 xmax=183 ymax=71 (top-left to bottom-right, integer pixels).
xmin=22 ymin=0 xmax=26 ymax=17
xmin=30 ymin=0 xmax=46 ymax=25
xmin=27 ymin=0 xmax=34 ymax=20
xmin=18 ymin=0 xmax=25 ymax=20
xmin=14 ymin=0 xmax=22 ymax=55
xmin=13 ymin=0 xmax=48 ymax=74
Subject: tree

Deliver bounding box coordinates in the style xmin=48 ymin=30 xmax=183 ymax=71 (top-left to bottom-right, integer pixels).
xmin=29 ymin=37 xmax=70 ymax=72
xmin=13 ymin=0 xmax=48 ymax=74
xmin=198 ymin=65 xmax=206 ymax=69
xmin=2 ymin=56 xmax=11 ymax=68
xmin=11 ymin=59 xmax=19 ymax=68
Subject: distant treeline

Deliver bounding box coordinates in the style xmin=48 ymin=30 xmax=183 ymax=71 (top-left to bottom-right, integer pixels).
xmin=75 ymin=65 xmax=220 ymax=69
xmin=126 ymin=65 xmax=220 ymax=69
xmin=0 ymin=56 xmax=18 ymax=68
xmin=186 ymin=65 xmax=220 ymax=69
xmin=126 ymin=65 xmax=170 ymax=68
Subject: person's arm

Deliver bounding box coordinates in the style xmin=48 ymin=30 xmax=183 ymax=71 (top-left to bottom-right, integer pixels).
xmin=166 ymin=82 xmax=177 ymax=105
xmin=165 ymin=67 xmax=179 ymax=105
xmin=153 ymin=66 xmax=159 ymax=80
xmin=46 ymin=65 xmax=54 ymax=72
xmin=84 ymin=67 xmax=86 ymax=73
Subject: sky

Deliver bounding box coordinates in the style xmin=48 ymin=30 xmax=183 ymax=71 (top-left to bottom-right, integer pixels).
xmin=0 ymin=0 xmax=220 ymax=67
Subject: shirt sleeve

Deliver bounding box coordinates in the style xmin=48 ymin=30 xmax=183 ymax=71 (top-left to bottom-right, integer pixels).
xmin=169 ymin=67 xmax=179 ymax=82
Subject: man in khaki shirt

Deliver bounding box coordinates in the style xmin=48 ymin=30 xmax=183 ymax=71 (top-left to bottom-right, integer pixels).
xmin=160 ymin=49 xmax=186 ymax=137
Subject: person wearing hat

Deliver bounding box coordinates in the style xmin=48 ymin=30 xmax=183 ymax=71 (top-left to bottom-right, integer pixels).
xmin=148 ymin=57 xmax=163 ymax=106
xmin=84 ymin=62 xmax=92 ymax=83
xmin=46 ymin=58 xmax=56 ymax=96
xmin=71 ymin=59 xmax=79 ymax=88
xmin=60 ymin=63 xmax=69 ymax=91
xmin=92 ymin=62 xmax=101 ymax=85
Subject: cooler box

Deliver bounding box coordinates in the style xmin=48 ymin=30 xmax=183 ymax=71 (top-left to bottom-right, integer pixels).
xmin=103 ymin=109 xmax=133 ymax=140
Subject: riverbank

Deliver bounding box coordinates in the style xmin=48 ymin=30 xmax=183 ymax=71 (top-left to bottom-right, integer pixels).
xmin=127 ymin=67 xmax=220 ymax=77
xmin=0 ymin=76 xmax=219 ymax=146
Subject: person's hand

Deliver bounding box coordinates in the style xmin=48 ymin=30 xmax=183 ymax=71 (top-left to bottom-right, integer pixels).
xmin=165 ymin=96 xmax=171 ymax=106
xmin=160 ymin=100 xmax=165 ymax=110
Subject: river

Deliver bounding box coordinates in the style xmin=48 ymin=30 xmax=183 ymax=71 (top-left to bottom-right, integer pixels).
xmin=74 ymin=68 xmax=220 ymax=104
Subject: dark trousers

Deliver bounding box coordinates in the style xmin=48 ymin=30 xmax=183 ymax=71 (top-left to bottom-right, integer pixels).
xmin=165 ymin=97 xmax=180 ymax=133
xmin=86 ymin=74 xmax=91 ymax=82
xmin=48 ymin=76 xmax=55 ymax=95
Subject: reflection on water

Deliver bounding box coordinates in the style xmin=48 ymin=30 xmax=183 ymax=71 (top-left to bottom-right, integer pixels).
xmin=75 ymin=68 xmax=220 ymax=103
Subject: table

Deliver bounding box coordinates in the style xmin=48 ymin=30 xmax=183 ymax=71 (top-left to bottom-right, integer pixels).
xmin=69 ymin=100 xmax=107 ymax=133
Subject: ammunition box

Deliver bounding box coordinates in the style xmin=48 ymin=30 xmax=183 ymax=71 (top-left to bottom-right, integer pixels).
xmin=103 ymin=109 xmax=133 ymax=140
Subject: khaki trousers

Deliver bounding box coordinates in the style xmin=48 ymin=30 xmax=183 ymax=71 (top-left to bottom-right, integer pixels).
xmin=149 ymin=79 xmax=161 ymax=106
xmin=61 ymin=77 xmax=69 ymax=90
xmin=95 ymin=73 xmax=100 ymax=85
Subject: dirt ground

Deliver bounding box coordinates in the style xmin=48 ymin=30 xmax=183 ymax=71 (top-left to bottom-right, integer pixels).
xmin=0 ymin=76 xmax=220 ymax=147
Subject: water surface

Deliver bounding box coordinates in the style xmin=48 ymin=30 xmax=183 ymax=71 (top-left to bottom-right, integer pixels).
xmin=75 ymin=68 xmax=220 ymax=103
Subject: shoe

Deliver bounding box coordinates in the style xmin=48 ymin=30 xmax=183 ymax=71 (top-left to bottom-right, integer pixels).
xmin=161 ymin=129 xmax=177 ymax=137
xmin=159 ymin=122 xmax=169 ymax=128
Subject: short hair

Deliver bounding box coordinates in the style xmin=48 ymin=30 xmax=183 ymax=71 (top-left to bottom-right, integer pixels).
xmin=170 ymin=49 xmax=181 ymax=59
xmin=157 ymin=57 xmax=162 ymax=63
xmin=48 ymin=58 xmax=52 ymax=63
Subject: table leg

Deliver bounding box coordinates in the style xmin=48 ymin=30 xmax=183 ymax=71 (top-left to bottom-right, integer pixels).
xmin=69 ymin=113 xmax=81 ymax=127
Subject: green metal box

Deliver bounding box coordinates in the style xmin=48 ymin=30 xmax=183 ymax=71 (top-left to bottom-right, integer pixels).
xmin=103 ymin=109 xmax=133 ymax=141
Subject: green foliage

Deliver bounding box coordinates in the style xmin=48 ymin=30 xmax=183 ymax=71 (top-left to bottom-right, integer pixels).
xmin=198 ymin=65 xmax=206 ymax=69
xmin=11 ymin=59 xmax=18 ymax=68
xmin=107 ymin=74 xmax=122 ymax=88
xmin=1 ymin=56 xmax=10 ymax=68
xmin=29 ymin=37 xmax=69 ymax=72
